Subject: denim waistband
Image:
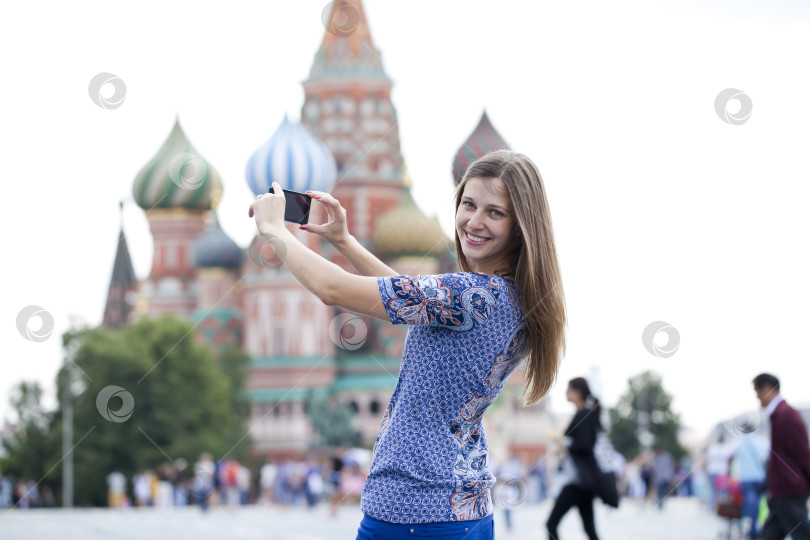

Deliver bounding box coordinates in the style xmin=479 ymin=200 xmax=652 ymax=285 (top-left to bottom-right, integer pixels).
xmin=359 ymin=513 xmax=493 ymax=539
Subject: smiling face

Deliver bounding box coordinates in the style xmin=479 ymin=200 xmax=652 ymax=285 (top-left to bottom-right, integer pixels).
xmin=455 ymin=176 xmax=516 ymax=275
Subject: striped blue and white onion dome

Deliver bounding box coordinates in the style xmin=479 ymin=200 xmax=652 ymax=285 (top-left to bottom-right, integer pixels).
xmin=245 ymin=115 xmax=337 ymax=196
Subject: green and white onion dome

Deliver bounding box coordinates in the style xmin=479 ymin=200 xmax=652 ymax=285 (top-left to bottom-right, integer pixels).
xmin=132 ymin=118 xmax=223 ymax=210
xmin=245 ymin=115 xmax=337 ymax=196
xmin=193 ymin=214 xmax=244 ymax=270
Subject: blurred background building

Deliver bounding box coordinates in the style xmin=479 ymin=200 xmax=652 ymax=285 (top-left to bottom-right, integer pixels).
xmin=102 ymin=0 xmax=556 ymax=465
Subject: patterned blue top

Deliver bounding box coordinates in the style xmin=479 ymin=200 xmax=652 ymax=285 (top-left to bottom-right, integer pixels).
xmin=361 ymin=272 xmax=526 ymax=524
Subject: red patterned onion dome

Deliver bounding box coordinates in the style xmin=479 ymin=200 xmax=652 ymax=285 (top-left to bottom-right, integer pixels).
xmin=451 ymin=111 xmax=510 ymax=186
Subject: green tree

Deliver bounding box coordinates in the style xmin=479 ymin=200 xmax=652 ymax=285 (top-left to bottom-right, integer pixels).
xmin=2 ymin=316 xmax=252 ymax=506
xmin=212 ymin=343 xmax=251 ymax=468
xmin=305 ymin=393 xmax=362 ymax=449
xmin=0 ymin=382 xmax=61 ymax=494
xmin=215 ymin=344 xmax=251 ymax=422
xmin=608 ymin=370 xmax=687 ymax=461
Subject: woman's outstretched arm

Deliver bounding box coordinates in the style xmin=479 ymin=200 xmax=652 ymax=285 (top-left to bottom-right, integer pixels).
xmin=250 ymin=183 xmax=389 ymax=321
xmin=302 ymin=190 xmax=399 ymax=278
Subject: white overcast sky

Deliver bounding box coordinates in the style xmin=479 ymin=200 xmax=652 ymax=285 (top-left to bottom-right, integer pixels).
xmin=2 ymin=0 xmax=809 ymax=442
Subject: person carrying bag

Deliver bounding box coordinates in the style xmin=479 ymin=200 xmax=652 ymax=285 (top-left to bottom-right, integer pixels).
xmin=546 ymin=377 xmax=618 ymax=540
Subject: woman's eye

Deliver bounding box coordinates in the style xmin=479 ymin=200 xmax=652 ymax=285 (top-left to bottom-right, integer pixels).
xmin=490 ymin=210 xmax=504 ymax=218
xmin=463 ymin=201 xmax=475 ymax=209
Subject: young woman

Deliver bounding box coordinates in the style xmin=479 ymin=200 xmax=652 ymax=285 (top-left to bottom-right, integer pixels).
xmin=546 ymin=378 xmax=603 ymax=540
xmin=250 ymin=150 xmax=566 ymax=539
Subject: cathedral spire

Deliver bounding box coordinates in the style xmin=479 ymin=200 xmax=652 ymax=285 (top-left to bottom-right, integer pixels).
xmin=103 ymin=202 xmax=137 ymax=328
xmin=301 ymin=0 xmax=404 ymax=243
xmin=309 ymin=0 xmax=389 ymax=81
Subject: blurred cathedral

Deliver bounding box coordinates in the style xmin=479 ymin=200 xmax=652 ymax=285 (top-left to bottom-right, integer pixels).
xmin=102 ymin=0 xmax=554 ymax=464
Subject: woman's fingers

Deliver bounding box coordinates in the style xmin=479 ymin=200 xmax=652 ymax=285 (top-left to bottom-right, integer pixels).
xmin=307 ymin=191 xmax=346 ymax=224
xmin=310 ymin=193 xmax=347 ymax=224
xmin=250 ymin=187 xmax=287 ymax=228
xmin=301 ymin=190 xmax=349 ymax=245
xmin=301 ymin=222 xmax=327 ymax=235
xmin=307 ymin=190 xmax=340 ymax=209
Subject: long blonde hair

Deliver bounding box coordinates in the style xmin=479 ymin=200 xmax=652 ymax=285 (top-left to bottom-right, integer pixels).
xmin=453 ymin=150 xmax=566 ymax=405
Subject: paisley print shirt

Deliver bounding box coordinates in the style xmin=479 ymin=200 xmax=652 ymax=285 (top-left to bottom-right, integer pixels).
xmin=361 ymin=272 xmax=526 ymax=524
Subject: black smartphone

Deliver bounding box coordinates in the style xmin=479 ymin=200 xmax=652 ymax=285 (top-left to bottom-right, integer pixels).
xmin=268 ymin=187 xmax=312 ymax=225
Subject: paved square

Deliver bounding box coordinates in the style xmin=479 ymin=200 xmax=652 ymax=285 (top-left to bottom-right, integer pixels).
xmin=0 ymin=498 xmax=742 ymax=539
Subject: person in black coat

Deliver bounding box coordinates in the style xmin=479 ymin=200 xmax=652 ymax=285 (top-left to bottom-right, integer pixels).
xmin=546 ymin=377 xmax=603 ymax=540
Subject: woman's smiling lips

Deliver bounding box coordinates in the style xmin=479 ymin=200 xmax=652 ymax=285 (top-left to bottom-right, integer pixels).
xmin=464 ymin=231 xmax=490 ymax=245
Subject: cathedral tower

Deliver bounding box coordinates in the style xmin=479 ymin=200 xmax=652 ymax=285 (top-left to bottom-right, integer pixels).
xmin=242 ymin=116 xmax=339 ymax=456
xmin=102 ymin=202 xmax=137 ymax=328
xmin=301 ymin=0 xmax=405 ymax=243
xmin=191 ymin=213 xmax=244 ymax=354
xmin=131 ymin=118 xmax=223 ymax=318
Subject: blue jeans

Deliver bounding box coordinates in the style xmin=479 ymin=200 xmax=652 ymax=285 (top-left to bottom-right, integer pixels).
xmin=740 ymin=481 xmax=765 ymax=537
xmin=655 ymin=479 xmax=670 ymax=508
xmin=356 ymin=513 xmax=494 ymax=539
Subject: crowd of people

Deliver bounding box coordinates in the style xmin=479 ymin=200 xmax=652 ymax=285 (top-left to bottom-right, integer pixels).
xmin=0 ymin=474 xmax=56 ymax=509
xmin=3 ymin=390 xmax=808 ymax=539
xmin=0 ymin=450 xmax=366 ymax=513
xmin=0 ymin=410 xmax=799 ymax=523
xmin=95 ymin=449 xmax=371 ymax=514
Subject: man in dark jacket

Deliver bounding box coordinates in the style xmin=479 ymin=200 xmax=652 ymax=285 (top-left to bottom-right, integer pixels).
xmin=753 ymin=373 xmax=810 ymax=540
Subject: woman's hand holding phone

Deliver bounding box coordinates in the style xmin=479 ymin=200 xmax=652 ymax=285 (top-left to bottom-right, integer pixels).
xmin=304 ymin=190 xmax=398 ymax=278
xmin=300 ymin=190 xmax=351 ymax=248
xmin=248 ymin=181 xmax=286 ymax=237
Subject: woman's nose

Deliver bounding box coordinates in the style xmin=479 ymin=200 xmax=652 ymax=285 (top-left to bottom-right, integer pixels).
xmin=467 ymin=210 xmax=484 ymax=229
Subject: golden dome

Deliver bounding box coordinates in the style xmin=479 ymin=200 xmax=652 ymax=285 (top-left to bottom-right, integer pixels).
xmin=372 ymin=188 xmax=450 ymax=258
